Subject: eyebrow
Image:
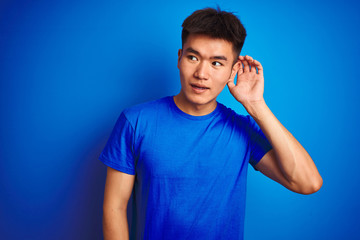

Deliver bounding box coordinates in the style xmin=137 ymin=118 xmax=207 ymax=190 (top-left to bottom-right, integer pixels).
xmin=185 ymin=47 xmax=228 ymax=61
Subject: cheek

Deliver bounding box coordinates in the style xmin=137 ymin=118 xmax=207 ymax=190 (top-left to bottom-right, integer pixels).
xmin=178 ymin=62 xmax=186 ymax=77
xmin=213 ymin=70 xmax=232 ymax=86
xmin=180 ymin=63 xmax=194 ymax=78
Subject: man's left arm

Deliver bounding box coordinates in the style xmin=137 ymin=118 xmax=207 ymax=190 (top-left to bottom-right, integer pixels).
xmin=228 ymin=55 xmax=323 ymax=195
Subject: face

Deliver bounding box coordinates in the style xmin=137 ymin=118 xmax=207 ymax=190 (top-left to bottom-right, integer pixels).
xmin=177 ymin=34 xmax=239 ymax=111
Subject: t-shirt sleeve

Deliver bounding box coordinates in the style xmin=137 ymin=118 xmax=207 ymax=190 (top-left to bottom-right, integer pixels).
xmin=246 ymin=115 xmax=273 ymax=169
xmin=99 ymin=112 xmax=136 ymax=175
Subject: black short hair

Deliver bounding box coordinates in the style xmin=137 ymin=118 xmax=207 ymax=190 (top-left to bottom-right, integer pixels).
xmin=181 ymin=7 xmax=247 ymax=59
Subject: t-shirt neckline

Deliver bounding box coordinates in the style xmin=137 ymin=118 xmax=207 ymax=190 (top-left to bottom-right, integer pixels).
xmin=167 ymin=96 xmax=221 ymax=121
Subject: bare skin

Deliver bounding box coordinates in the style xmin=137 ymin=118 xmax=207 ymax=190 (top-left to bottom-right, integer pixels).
xmin=102 ymin=33 xmax=323 ymax=239
xmin=103 ymin=167 xmax=135 ymax=240
xmin=228 ymin=55 xmax=323 ymax=194
xmin=174 ymin=34 xmax=238 ymax=116
xmin=175 ymin=34 xmax=322 ymax=194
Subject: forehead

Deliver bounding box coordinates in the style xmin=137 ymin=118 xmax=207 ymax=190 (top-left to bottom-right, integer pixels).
xmin=183 ymin=34 xmax=235 ymax=60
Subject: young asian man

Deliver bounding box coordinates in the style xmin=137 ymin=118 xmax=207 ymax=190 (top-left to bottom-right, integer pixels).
xmin=100 ymin=7 xmax=323 ymax=240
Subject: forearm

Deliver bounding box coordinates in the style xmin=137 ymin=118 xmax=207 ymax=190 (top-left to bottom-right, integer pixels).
xmin=244 ymin=100 xmax=322 ymax=193
xmin=103 ymin=207 xmax=129 ymax=240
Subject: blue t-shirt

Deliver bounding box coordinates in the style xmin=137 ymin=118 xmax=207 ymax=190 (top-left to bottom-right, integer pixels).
xmin=99 ymin=96 xmax=272 ymax=240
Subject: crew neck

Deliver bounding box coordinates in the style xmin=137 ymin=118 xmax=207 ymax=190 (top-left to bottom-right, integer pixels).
xmin=167 ymin=96 xmax=221 ymax=121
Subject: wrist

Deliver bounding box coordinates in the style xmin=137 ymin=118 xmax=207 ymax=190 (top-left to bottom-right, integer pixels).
xmin=242 ymin=99 xmax=269 ymax=120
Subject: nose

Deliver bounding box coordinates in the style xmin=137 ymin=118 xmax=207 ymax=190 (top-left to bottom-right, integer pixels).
xmin=194 ymin=61 xmax=209 ymax=80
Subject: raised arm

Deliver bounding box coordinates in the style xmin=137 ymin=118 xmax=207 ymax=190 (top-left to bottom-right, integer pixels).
xmin=103 ymin=167 xmax=135 ymax=240
xmin=228 ymin=55 xmax=323 ymax=194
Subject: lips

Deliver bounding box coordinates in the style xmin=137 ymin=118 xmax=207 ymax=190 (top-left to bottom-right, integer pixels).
xmin=190 ymin=84 xmax=209 ymax=90
xmin=190 ymin=83 xmax=209 ymax=94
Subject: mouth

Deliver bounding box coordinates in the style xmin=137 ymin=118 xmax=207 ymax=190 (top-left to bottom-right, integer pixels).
xmin=190 ymin=84 xmax=209 ymax=90
xmin=190 ymin=84 xmax=209 ymax=94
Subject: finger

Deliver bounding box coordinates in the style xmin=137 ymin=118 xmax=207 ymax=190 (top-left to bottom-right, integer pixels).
xmin=250 ymin=60 xmax=257 ymax=73
xmin=244 ymin=55 xmax=253 ymax=61
xmin=245 ymin=55 xmax=254 ymax=71
xmin=252 ymin=59 xmax=263 ymax=75
xmin=244 ymin=55 xmax=257 ymax=72
xmin=242 ymin=56 xmax=250 ymax=73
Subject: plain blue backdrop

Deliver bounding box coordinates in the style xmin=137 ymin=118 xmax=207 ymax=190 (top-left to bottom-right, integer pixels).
xmin=1 ymin=0 xmax=359 ymax=239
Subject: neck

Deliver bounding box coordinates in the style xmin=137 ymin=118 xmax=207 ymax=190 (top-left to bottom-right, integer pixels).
xmin=173 ymin=93 xmax=217 ymax=116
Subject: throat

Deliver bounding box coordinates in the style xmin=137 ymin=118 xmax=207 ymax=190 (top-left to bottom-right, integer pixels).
xmin=173 ymin=93 xmax=217 ymax=116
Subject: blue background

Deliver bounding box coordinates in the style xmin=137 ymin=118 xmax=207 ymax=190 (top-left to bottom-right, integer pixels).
xmin=1 ymin=0 xmax=359 ymax=239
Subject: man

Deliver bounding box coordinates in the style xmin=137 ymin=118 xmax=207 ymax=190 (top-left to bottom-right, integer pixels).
xmin=100 ymin=7 xmax=322 ymax=240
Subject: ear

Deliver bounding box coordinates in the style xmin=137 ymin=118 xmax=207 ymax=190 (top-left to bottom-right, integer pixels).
xmin=229 ymin=57 xmax=241 ymax=80
xmin=177 ymin=49 xmax=182 ymax=69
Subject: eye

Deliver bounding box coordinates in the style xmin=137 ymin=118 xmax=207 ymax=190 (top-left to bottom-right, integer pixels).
xmin=187 ymin=55 xmax=198 ymax=61
xmin=212 ymin=61 xmax=223 ymax=66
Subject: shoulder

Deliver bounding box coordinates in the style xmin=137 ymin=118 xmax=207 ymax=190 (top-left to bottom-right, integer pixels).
xmin=122 ymin=96 xmax=171 ymax=125
xmin=217 ymin=102 xmax=251 ymax=125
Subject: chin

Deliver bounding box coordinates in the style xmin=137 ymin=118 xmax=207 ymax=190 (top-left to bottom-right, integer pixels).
xmin=186 ymin=93 xmax=215 ymax=106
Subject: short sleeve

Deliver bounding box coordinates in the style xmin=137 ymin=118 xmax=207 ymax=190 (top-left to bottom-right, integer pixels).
xmin=246 ymin=115 xmax=272 ymax=169
xmin=99 ymin=112 xmax=136 ymax=175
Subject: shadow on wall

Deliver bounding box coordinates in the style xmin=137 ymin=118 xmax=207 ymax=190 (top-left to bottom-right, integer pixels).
xmin=65 ymin=52 xmax=175 ymax=239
